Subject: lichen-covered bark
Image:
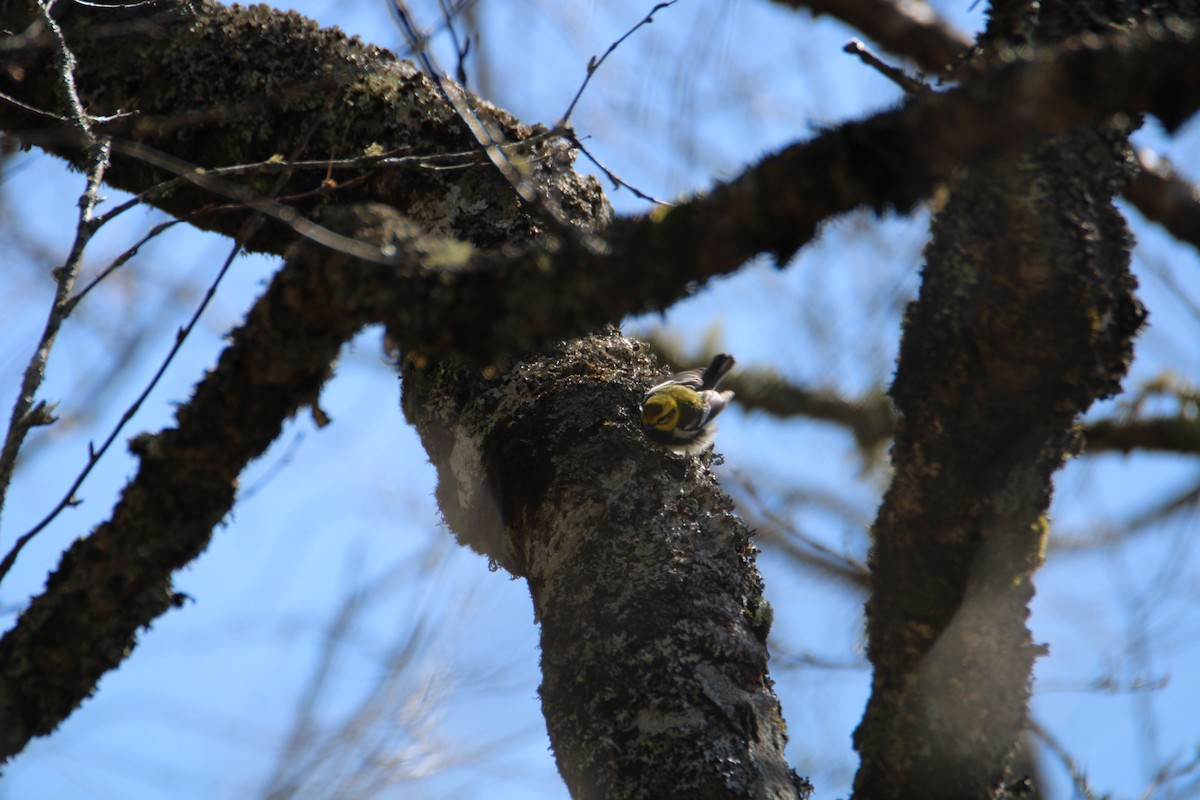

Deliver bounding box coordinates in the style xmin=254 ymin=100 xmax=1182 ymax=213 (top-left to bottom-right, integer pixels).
xmin=4 ymin=1 xmax=1199 ymax=288
xmin=402 ymin=334 xmax=810 ymax=800
xmin=4 ymin=0 xmax=1200 ymax=793
xmin=0 ymin=0 xmax=588 ymax=252
xmin=0 ymin=197 xmax=535 ymax=762
xmin=850 ymin=3 xmax=1190 ymax=799
xmin=0 ymin=210 xmax=369 ymax=760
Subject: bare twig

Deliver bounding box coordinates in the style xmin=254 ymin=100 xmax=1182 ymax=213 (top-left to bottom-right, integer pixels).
xmin=548 ymin=1 xmax=681 ymax=205
xmin=1 ymin=92 xmax=342 ymax=581
xmin=776 ymin=0 xmax=972 ymax=76
xmin=0 ymin=89 xmax=71 ymax=124
xmin=1050 ymin=477 xmax=1200 ymax=554
xmin=844 ymin=38 xmax=929 ymax=93
xmin=391 ymin=2 xmax=549 ymax=214
xmin=37 ymin=0 xmax=97 ymax=147
xmin=771 ymin=645 xmax=868 ymax=672
xmin=436 ymin=0 xmax=474 ymax=87
xmin=0 ymin=229 xmax=251 ymax=584
xmin=557 ymin=1 xmax=679 ymax=127
xmin=1028 ymin=717 xmax=1099 ymax=800
xmin=65 ymin=219 xmax=182 ymax=311
xmin=0 ymin=145 xmax=109 ymax=526
xmin=239 ymin=432 xmax=307 ymax=502
xmin=564 ymin=132 xmax=671 ymax=205
xmin=0 ymin=3 xmax=108 ymax=528
xmin=396 ymin=1 xmax=679 ymax=217
xmin=7 ymin=127 xmax=421 ymax=265
xmin=261 ymin=544 xmax=490 ymax=799
xmin=1139 ymin=748 xmax=1200 ymax=800
xmin=108 ymin=139 xmax=406 ymax=265
xmin=734 ymin=477 xmax=871 ymax=590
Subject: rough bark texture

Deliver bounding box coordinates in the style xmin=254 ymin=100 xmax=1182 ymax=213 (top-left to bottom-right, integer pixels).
xmin=402 ymin=333 xmax=811 ymax=800
xmin=4 ymin=2 xmax=1200 ymax=344
xmin=2 ymin=0 xmax=1200 ymax=795
xmin=850 ymin=2 xmax=1195 ymax=798
xmin=0 ymin=0 xmax=576 ymax=251
xmin=0 ymin=211 xmax=359 ymax=759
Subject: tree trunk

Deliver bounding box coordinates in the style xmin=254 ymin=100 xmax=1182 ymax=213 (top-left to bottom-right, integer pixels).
xmin=402 ymin=334 xmax=809 ymax=799
xmin=851 ymin=2 xmax=1170 ymax=797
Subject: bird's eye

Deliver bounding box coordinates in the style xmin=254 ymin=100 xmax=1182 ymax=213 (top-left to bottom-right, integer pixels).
xmin=642 ymin=396 xmax=679 ymax=430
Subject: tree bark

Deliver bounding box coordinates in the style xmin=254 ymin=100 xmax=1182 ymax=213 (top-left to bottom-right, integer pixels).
xmin=850 ymin=2 xmax=1188 ymax=798
xmin=2 ymin=0 xmax=1200 ymax=796
xmin=402 ymin=334 xmax=810 ymax=799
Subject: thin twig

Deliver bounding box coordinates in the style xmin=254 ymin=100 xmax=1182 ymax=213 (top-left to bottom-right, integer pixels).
xmin=0 ymin=226 xmax=251 ymax=584
xmin=1050 ymin=477 xmax=1200 ymax=554
xmin=73 ymin=141 xmax=494 ymax=232
xmin=108 ymin=138 xmax=405 ymax=265
xmin=734 ymin=476 xmax=871 ymax=590
xmin=566 ymin=132 xmax=672 ymax=206
xmin=391 ymin=0 xmax=605 ymax=252
xmin=1138 ymin=748 xmax=1200 ymax=800
xmin=844 ymin=38 xmax=929 ymax=94
xmin=391 ymin=2 xmax=547 ymax=212
xmin=0 ymin=144 xmax=109 ymax=527
xmin=557 ymin=1 xmax=679 ymax=126
xmin=37 ymin=0 xmax=98 ymax=147
xmin=5 ymin=130 xmax=435 ymax=267
xmin=65 ymin=219 xmax=182 ymax=311
xmin=0 ymin=2 xmax=108 ymax=532
xmin=436 ymin=0 xmax=473 ymax=87
xmin=1 ymin=89 xmax=342 ymax=581
xmin=1028 ymin=717 xmax=1100 ymax=800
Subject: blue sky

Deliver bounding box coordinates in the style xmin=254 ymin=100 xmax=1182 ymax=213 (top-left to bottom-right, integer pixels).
xmin=3 ymin=2 xmax=1199 ymax=798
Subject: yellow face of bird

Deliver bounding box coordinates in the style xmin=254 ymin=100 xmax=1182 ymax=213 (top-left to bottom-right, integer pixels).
xmin=642 ymin=385 xmax=705 ymax=432
xmin=642 ymin=392 xmax=680 ymax=431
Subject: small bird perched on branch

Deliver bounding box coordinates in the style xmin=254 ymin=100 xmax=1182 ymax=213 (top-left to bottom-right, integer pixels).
xmin=641 ymin=354 xmax=735 ymax=454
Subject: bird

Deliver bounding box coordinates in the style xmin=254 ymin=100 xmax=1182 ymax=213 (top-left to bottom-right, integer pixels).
xmin=641 ymin=353 xmax=735 ymax=454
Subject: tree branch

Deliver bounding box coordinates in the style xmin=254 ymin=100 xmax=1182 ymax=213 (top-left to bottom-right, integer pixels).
xmin=852 ymin=5 xmax=1154 ymax=796
xmin=1083 ymin=415 xmax=1200 ymax=455
xmin=3 ymin=2 xmax=1200 ymax=787
xmin=1124 ymin=149 xmax=1200 ymax=254
xmin=0 ymin=204 xmax=420 ymax=762
xmin=649 ymin=345 xmax=1200 ymax=458
xmin=4 ymin=6 xmax=1200 ymax=368
xmin=399 ymin=333 xmax=811 ymax=799
xmin=1 ymin=7 xmax=1197 ymax=278
xmin=774 ymin=0 xmax=972 ymax=75
xmin=0 ymin=0 xmax=583 ymax=253
xmin=326 ymin=17 xmax=1200 ymax=362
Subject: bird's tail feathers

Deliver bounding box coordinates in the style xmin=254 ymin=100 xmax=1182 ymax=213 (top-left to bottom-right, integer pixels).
xmin=701 ymin=354 xmax=735 ymax=389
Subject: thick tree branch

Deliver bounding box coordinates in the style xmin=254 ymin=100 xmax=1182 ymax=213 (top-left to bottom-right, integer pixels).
xmin=3 ymin=2 xmax=1200 ymax=790
xmin=311 ymin=18 xmax=1200 ymax=362
xmin=851 ymin=5 xmax=1158 ymax=797
xmin=400 ymin=334 xmax=811 ymax=799
xmin=0 ymin=0 xmax=595 ymax=253
xmin=5 ymin=5 xmax=1200 ymax=365
xmin=0 ymin=205 xmax=424 ymax=762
